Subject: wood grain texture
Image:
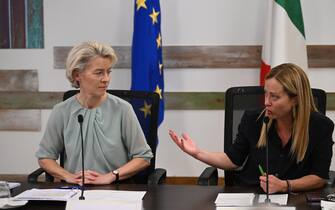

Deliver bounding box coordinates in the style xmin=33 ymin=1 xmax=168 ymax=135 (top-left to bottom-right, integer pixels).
xmin=53 ymin=46 xmax=130 ymax=69
xmin=0 ymin=70 xmax=40 ymax=131
xmin=54 ymin=45 xmax=335 ymax=69
xmin=307 ymin=45 xmax=335 ymax=68
xmin=0 ymin=70 xmax=38 ymax=91
xmin=10 ymin=0 xmax=26 ymax=48
xmin=0 ymin=109 xmax=40 ymax=131
xmin=0 ymin=0 xmax=10 ymax=48
xmin=0 ymin=91 xmax=335 ymax=110
xmin=0 ymin=91 xmax=63 ymax=109
xmin=26 ymin=0 xmax=44 ymax=48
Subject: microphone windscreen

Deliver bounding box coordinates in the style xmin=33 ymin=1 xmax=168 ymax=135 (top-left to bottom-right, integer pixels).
xmin=78 ymin=114 xmax=84 ymax=123
xmin=263 ymin=116 xmax=269 ymax=124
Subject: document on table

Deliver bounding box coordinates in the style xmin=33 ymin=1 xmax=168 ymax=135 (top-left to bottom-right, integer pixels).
xmin=215 ymin=193 xmax=255 ymax=206
xmin=0 ymin=181 xmax=21 ymax=189
xmin=258 ymin=194 xmax=288 ymax=205
xmin=66 ymin=190 xmax=146 ymax=210
xmin=8 ymin=182 xmax=21 ymax=189
xmin=14 ymin=188 xmax=79 ymax=201
xmin=69 ymin=190 xmax=146 ymax=201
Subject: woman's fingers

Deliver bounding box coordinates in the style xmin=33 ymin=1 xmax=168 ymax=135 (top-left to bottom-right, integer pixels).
xmin=181 ymin=133 xmax=190 ymax=141
xmin=169 ymin=130 xmax=182 ymax=143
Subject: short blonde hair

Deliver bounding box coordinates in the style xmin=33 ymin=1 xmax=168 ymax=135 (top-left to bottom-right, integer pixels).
xmin=65 ymin=41 xmax=118 ymax=88
xmin=257 ymin=63 xmax=317 ymax=162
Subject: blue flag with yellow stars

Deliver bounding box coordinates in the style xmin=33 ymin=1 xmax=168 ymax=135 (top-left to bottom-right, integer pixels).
xmin=131 ymin=0 xmax=164 ymax=126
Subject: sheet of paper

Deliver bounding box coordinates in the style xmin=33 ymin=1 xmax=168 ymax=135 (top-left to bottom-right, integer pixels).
xmin=70 ymin=190 xmax=145 ymax=201
xmin=66 ymin=190 xmax=146 ymax=210
xmin=216 ymin=207 xmax=296 ymax=210
xmin=8 ymin=182 xmax=21 ymax=189
xmin=0 ymin=198 xmax=28 ymax=209
xmin=215 ymin=193 xmax=255 ymax=206
xmin=258 ymin=194 xmax=288 ymax=205
xmin=66 ymin=199 xmax=142 ymax=210
xmin=14 ymin=188 xmax=79 ymax=201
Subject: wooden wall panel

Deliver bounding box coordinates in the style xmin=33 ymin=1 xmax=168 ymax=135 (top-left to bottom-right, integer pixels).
xmin=0 ymin=70 xmax=40 ymax=131
xmin=0 ymin=91 xmax=63 ymax=109
xmin=54 ymin=45 xmax=335 ymax=69
xmin=0 ymin=70 xmax=38 ymax=91
xmin=0 ymin=0 xmax=10 ymax=48
xmin=27 ymin=0 xmax=44 ymax=48
xmin=307 ymin=45 xmax=335 ymax=68
xmin=10 ymin=0 xmax=26 ymax=48
xmin=0 ymin=91 xmax=335 ymax=111
xmin=0 ymin=110 xmax=40 ymax=131
xmin=54 ymin=46 xmax=130 ymax=69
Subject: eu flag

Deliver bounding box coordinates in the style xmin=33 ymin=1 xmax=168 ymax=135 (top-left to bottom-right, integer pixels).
xmin=131 ymin=0 xmax=164 ymax=126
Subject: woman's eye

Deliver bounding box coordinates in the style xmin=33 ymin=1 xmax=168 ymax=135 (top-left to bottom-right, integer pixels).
xmin=271 ymin=95 xmax=279 ymax=100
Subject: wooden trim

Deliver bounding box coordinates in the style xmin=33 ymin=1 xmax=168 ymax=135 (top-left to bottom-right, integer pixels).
xmin=1 ymin=91 xmax=335 ymax=110
xmin=165 ymin=176 xmax=224 ymax=186
xmin=54 ymin=45 xmax=335 ymax=69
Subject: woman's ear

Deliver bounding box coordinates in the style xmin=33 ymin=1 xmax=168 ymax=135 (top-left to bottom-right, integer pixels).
xmin=72 ymin=69 xmax=81 ymax=87
xmin=72 ymin=69 xmax=80 ymax=82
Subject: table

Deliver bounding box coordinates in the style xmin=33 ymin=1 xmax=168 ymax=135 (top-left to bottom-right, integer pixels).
xmin=3 ymin=176 xmax=324 ymax=210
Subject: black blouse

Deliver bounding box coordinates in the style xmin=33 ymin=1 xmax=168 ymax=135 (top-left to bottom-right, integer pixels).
xmin=226 ymin=110 xmax=334 ymax=186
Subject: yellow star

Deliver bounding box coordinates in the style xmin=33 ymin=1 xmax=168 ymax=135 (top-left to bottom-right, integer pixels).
xmin=149 ymin=8 xmax=160 ymax=24
xmin=154 ymin=85 xmax=162 ymax=99
xmin=140 ymin=100 xmax=152 ymax=118
xmin=159 ymin=63 xmax=163 ymax=75
xmin=156 ymin=33 xmax=162 ymax=49
xmin=136 ymin=0 xmax=147 ymax=11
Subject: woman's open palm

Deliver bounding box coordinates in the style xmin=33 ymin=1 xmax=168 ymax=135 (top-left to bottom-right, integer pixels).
xmin=169 ymin=130 xmax=199 ymax=157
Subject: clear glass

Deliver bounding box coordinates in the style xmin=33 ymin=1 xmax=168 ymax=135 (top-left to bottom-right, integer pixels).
xmin=0 ymin=181 xmax=11 ymax=198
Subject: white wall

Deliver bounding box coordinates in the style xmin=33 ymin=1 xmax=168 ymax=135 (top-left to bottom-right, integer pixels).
xmin=0 ymin=0 xmax=335 ymax=177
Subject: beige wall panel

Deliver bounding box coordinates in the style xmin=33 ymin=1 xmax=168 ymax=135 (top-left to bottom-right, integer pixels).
xmin=0 ymin=110 xmax=40 ymax=131
xmin=0 ymin=70 xmax=40 ymax=131
xmin=0 ymin=70 xmax=38 ymax=91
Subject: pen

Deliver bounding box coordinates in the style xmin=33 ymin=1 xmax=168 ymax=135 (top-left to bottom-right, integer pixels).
xmin=58 ymin=186 xmax=81 ymax=190
xmin=258 ymin=164 xmax=265 ymax=176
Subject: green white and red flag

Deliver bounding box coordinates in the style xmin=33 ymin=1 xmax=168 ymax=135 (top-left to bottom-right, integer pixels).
xmin=260 ymin=0 xmax=308 ymax=85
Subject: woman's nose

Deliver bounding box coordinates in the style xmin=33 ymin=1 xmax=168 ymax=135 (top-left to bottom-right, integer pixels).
xmin=264 ymin=96 xmax=271 ymax=106
xmin=101 ymin=73 xmax=110 ymax=82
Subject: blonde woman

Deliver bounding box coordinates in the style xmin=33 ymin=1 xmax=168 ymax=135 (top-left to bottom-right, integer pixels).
xmin=36 ymin=41 xmax=153 ymax=185
xmin=169 ymin=63 xmax=334 ymax=193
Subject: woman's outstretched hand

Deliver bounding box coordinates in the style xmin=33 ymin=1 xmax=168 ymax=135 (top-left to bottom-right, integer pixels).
xmin=168 ymin=130 xmax=200 ymax=157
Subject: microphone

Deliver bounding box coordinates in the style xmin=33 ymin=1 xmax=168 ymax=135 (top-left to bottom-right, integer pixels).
xmin=77 ymin=114 xmax=85 ymax=200
xmin=263 ymin=116 xmax=270 ymax=203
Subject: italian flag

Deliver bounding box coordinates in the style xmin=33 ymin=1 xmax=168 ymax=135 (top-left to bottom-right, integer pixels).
xmin=260 ymin=0 xmax=308 ymax=85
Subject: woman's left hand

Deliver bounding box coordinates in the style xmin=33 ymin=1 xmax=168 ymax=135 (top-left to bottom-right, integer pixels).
xmin=259 ymin=175 xmax=287 ymax=194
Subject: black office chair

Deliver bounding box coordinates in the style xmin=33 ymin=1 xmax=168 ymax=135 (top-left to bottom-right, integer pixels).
xmin=28 ymin=89 xmax=166 ymax=184
xmin=197 ymin=86 xmax=328 ymax=186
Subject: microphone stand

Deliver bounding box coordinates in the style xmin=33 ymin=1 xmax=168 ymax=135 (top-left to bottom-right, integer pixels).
xmin=78 ymin=115 xmax=85 ymax=200
xmin=264 ymin=116 xmax=270 ymax=203
xmin=260 ymin=116 xmax=280 ymax=207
